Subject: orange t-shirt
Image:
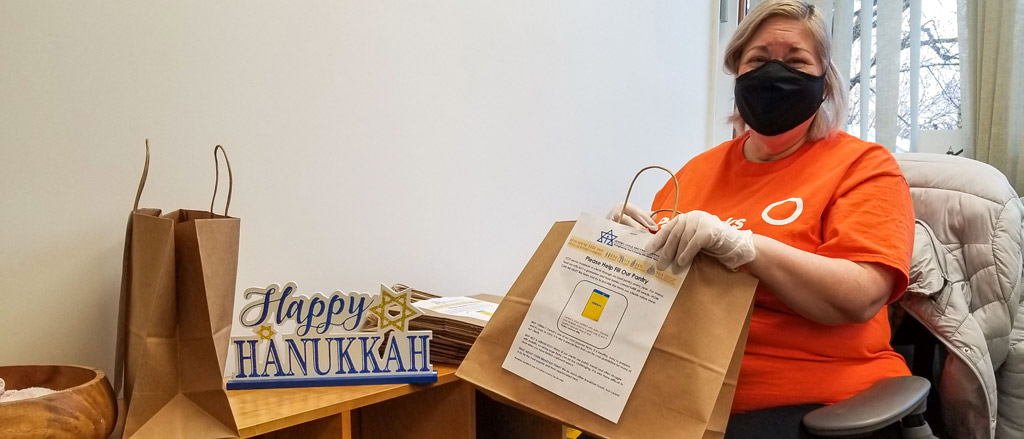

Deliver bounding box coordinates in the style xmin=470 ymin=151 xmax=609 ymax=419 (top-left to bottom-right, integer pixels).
xmin=651 ymin=130 xmax=915 ymax=413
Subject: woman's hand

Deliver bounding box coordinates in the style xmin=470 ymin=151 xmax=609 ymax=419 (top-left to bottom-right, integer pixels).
xmin=606 ymin=202 xmax=657 ymax=232
xmin=645 ymin=210 xmax=756 ymax=272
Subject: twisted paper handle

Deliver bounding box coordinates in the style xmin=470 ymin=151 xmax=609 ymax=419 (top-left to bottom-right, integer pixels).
xmin=616 ymin=165 xmax=681 ymax=225
xmin=210 ymin=145 xmax=234 ymax=216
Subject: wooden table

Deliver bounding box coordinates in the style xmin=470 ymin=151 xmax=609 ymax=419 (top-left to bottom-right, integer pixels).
xmin=228 ymin=363 xmax=561 ymax=439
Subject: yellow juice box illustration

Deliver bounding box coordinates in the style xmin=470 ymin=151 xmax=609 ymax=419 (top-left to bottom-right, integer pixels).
xmin=581 ymin=289 xmax=610 ymax=321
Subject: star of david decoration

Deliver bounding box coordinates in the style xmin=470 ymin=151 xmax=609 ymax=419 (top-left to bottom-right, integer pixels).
xmin=368 ymin=284 xmax=423 ymax=332
xmin=599 ymin=229 xmax=617 ymax=246
xmin=254 ymin=324 xmax=276 ymax=340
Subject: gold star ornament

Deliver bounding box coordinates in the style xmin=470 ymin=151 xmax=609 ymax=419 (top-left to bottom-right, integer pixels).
xmin=368 ymin=284 xmax=423 ymax=332
xmin=254 ymin=324 xmax=276 ymax=340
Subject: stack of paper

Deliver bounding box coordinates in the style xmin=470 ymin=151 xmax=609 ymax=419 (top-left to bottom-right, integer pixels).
xmin=392 ymin=284 xmax=501 ymax=364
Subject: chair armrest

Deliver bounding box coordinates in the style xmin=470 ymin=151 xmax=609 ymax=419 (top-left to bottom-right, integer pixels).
xmin=802 ymin=376 xmax=930 ymax=437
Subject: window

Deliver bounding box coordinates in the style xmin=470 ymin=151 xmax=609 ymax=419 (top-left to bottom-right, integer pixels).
xmin=843 ymin=0 xmax=963 ymax=152
xmin=720 ymin=0 xmax=967 ymax=154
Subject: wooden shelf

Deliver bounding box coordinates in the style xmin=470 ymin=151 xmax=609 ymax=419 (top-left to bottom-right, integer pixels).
xmin=230 ymin=364 xmax=462 ymax=438
xmin=226 ymin=363 xmax=560 ymax=439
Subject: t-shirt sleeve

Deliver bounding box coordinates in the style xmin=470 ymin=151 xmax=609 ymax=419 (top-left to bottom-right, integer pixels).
xmin=816 ymin=149 xmax=915 ymax=302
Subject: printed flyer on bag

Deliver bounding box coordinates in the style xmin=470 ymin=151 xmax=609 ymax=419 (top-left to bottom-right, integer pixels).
xmin=502 ymin=213 xmax=686 ymax=422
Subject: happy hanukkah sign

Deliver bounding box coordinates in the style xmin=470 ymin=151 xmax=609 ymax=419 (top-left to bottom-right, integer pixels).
xmin=225 ymin=283 xmax=435 ymax=390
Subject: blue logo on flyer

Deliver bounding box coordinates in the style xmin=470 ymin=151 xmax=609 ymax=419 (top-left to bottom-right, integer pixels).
xmin=597 ymin=229 xmax=617 ymax=246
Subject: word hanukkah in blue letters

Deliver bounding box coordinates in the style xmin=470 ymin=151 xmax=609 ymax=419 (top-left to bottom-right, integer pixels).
xmin=225 ymin=283 xmax=436 ymax=390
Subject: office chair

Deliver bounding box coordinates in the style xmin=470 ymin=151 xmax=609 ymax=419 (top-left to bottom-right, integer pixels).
xmin=803 ymin=153 xmax=1024 ymax=438
xmin=801 ymin=298 xmax=938 ymax=438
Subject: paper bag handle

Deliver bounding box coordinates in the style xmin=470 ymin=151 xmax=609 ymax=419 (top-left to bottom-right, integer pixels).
xmin=132 ymin=139 xmax=151 ymax=213
xmin=617 ymin=165 xmax=681 ymax=224
xmin=210 ymin=145 xmax=233 ymax=216
xmin=117 ymin=139 xmax=151 ymax=394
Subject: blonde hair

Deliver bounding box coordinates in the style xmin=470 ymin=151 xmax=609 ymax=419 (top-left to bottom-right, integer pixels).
xmin=724 ymin=0 xmax=847 ymax=140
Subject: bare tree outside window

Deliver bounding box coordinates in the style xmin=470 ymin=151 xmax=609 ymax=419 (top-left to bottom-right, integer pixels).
xmin=846 ymin=0 xmax=962 ymax=149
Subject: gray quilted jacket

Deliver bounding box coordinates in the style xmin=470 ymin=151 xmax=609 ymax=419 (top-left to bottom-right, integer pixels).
xmin=897 ymin=153 xmax=1024 ymax=439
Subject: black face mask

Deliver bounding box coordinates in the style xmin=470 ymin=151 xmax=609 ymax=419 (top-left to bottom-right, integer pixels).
xmin=734 ymin=60 xmax=825 ymax=136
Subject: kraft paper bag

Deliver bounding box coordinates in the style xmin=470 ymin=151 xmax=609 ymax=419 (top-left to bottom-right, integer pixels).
xmin=114 ymin=143 xmax=240 ymax=439
xmin=457 ymin=221 xmax=757 ymax=439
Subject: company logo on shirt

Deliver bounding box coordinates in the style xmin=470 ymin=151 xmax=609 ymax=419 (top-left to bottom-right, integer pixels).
xmin=655 ymin=215 xmax=747 ymax=230
xmin=761 ymin=197 xmax=804 ymax=226
xmin=654 ymin=196 xmax=804 ymax=231
xmin=724 ymin=218 xmax=746 ymax=229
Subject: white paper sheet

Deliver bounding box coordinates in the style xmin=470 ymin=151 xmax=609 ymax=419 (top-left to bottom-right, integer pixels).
xmin=415 ymin=296 xmax=498 ymax=322
xmin=502 ymin=213 xmax=687 ymax=422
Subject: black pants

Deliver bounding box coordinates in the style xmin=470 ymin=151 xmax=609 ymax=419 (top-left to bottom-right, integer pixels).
xmin=725 ymin=404 xmax=825 ymax=438
xmin=577 ymin=404 xmax=902 ymax=439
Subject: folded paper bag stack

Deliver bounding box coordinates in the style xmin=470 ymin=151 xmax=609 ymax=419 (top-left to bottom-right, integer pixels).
xmin=365 ymin=284 xmax=500 ymax=365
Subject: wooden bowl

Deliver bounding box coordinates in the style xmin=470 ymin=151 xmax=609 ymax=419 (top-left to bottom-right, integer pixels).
xmin=0 ymin=365 xmax=117 ymax=439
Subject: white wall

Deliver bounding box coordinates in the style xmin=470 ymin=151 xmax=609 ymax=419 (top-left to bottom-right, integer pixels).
xmin=0 ymin=1 xmax=717 ymax=377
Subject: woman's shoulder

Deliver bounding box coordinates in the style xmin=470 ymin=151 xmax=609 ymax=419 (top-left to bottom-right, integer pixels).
xmin=821 ymin=131 xmax=891 ymax=155
xmin=651 ymin=139 xmax=736 ymax=212
xmin=815 ymin=131 xmax=901 ymax=171
xmin=681 ymin=138 xmax=736 ymax=170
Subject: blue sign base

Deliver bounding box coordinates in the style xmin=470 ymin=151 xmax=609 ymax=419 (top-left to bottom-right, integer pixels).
xmin=226 ymin=370 xmax=438 ymax=390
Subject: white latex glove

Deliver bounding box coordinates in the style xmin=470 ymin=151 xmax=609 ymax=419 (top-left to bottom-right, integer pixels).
xmin=606 ymin=202 xmax=657 ymax=232
xmin=644 ymin=210 xmax=756 ymax=272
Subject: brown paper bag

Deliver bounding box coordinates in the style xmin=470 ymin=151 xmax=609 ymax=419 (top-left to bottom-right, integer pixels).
xmin=114 ymin=143 xmax=240 ymax=439
xmin=457 ymin=221 xmax=757 ymax=439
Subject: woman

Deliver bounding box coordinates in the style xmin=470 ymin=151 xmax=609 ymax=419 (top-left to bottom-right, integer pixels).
xmin=612 ymin=1 xmax=914 ymax=437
